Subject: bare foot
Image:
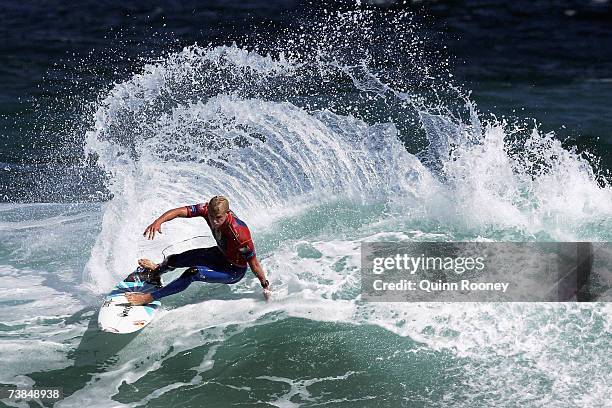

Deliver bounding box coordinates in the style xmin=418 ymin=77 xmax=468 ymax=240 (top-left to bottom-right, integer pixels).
xmin=125 ymin=292 xmax=154 ymax=305
xmin=138 ymin=258 xmax=158 ymax=271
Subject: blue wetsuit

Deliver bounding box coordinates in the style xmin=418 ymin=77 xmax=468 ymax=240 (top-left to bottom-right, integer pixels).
xmin=150 ymin=246 xmax=247 ymax=301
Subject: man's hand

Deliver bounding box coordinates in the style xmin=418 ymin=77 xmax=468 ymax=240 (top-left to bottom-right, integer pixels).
xmin=248 ymin=257 xmax=270 ymax=301
xmin=263 ymin=286 xmax=271 ymax=302
xmin=143 ymin=221 xmax=163 ymax=240
xmin=142 ymin=207 xmax=188 ymax=240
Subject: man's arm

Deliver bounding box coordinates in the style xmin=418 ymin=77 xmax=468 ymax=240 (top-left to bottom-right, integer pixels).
xmin=248 ymin=256 xmax=271 ymax=301
xmin=143 ymin=207 xmax=189 ymax=240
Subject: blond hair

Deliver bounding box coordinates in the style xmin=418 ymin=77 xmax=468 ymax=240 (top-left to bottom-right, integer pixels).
xmin=208 ymin=195 xmax=230 ymax=216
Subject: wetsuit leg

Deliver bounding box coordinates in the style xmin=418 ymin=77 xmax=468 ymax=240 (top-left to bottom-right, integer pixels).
xmin=156 ymin=247 xmax=226 ymax=274
xmin=151 ymin=265 xmax=246 ymax=301
xmin=150 ymin=247 xmax=247 ymax=301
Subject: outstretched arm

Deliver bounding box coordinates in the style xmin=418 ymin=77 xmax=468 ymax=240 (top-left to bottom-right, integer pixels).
xmin=143 ymin=207 xmax=189 ymax=240
xmin=248 ymin=256 xmax=271 ymax=301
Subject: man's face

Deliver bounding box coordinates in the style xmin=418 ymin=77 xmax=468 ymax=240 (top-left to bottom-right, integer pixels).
xmin=208 ymin=211 xmax=228 ymax=229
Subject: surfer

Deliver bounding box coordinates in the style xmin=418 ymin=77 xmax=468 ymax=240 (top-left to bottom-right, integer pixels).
xmin=125 ymin=195 xmax=271 ymax=305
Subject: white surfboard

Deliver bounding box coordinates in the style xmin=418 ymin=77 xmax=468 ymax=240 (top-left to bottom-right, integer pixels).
xmin=98 ymin=269 xmax=162 ymax=334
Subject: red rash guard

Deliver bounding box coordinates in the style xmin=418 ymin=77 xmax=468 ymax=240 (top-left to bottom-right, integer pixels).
xmin=185 ymin=203 xmax=256 ymax=268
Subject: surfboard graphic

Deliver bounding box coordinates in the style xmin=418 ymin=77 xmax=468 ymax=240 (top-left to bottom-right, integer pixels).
xmin=98 ymin=268 xmax=162 ymax=334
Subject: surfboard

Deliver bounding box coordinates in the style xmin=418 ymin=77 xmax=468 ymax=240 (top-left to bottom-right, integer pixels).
xmin=97 ymin=267 xmax=163 ymax=334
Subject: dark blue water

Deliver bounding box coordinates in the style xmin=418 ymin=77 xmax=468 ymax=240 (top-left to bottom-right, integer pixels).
xmin=1 ymin=0 xmax=611 ymax=202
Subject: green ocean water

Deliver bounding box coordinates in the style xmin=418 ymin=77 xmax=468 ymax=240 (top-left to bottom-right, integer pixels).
xmin=1 ymin=198 xmax=611 ymax=407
